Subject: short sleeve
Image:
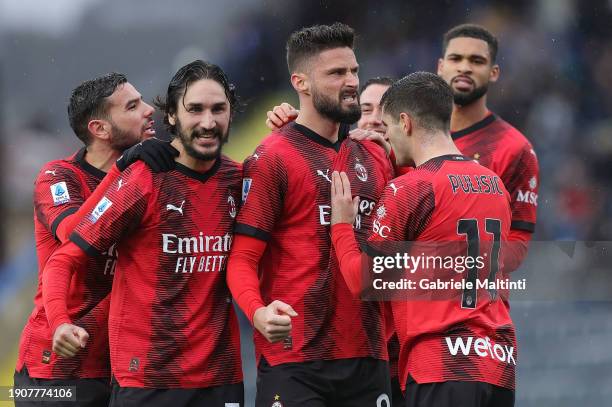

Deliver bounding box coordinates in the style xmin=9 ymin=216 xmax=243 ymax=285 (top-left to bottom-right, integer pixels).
xmin=235 ymin=142 xmax=288 ymax=241
xmin=34 ymin=162 xmax=88 ymax=238
xmin=503 ymin=144 xmax=539 ymax=232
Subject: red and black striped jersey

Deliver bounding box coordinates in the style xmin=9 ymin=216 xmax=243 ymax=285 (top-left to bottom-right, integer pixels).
xmin=70 ymin=157 xmax=243 ymax=388
xmin=235 ymin=122 xmax=393 ymax=365
xmin=17 ymin=148 xmax=113 ymax=379
xmin=367 ymin=155 xmax=516 ymax=390
xmin=453 ymin=113 xmax=539 ymax=232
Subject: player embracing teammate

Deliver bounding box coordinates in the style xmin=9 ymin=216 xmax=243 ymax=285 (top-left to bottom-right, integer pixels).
xmin=42 ymin=61 xmax=244 ymax=406
xmin=331 ymin=71 xmax=517 ymax=407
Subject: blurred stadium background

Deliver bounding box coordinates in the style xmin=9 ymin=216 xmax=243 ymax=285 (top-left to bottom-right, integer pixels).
xmin=1 ymin=0 xmax=611 ymax=406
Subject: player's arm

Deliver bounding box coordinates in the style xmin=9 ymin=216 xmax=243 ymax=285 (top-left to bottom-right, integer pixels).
xmin=44 ymin=165 xmax=150 ymax=355
xmin=53 ymin=164 xmax=121 ymax=242
xmin=332 ymin=172 xmax=433 ymax=297
xmin=53 ymin=138 xmax=177 ymax=242
xmin=42 ymin=240 xmax=90 ymax=358
xmin=229 ymin=145 xmax=297 ymax=343
xmin=227 ymin=236 xmax=297 ymax=343
xmin=503 ymin=143 xmax=539 ymax=271
xmin=35 ymin=162 xmax=92 ymax=243
xmin=330 ymin=171 xmax=365 ymax=296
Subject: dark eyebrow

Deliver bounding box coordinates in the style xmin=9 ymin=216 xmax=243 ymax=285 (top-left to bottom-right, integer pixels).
xmin=326 ymin=67 xmax=346 ymax=74
xmin=448 ymin=52 xmax=488 ymax=61
xmin=360 ymin=102 xmax=374 ymax=108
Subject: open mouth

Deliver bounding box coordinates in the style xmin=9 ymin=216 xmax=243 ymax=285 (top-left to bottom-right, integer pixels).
xmin=143 ymin=120 xmax=156 ymax=137
xmin=193 ymin=132 xmax=219 ymax=140
xmin=341 ymin=91 xmax=358 ymax=103
xmin=192 ymin=132 xmax=220 ymax=147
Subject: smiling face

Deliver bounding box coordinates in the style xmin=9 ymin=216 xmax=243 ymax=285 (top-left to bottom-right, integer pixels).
xmin=437 ymin=37 xmax=499 ymax=106
xmin=308 ymin=47 xmax=361 ymax=124
xmin=169 ymin=79 xmax=230 ymax=161
xmin=357 ymin=83 xmax=391 ymax=137
xmin=105 ymin=82 xmax=155 ymax=150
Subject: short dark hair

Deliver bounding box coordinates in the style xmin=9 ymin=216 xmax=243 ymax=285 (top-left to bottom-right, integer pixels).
xmin=286 ymin=22 xmax=355 ymax=73
xmin=380 ymin=71 xmax=453 ymax=132
xmin=360 ymin=76 xmax=394 ymax=95
xmin=442 ymin=24 xmax=498 ymax=63
xmin=68 ymin=72 xmax=127 ymax=145
xmin=154 ymin=60 xmax=239 ymax=136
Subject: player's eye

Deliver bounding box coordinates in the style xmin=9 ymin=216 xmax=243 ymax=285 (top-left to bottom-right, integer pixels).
xmin=361 ymin=108 xmax=372 ymax=115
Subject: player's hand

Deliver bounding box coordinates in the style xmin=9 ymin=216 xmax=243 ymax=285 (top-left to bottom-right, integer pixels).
xmin=349 ymin=129 xmax=391 ymax=156
xmin=116 ymin=137 xmax=179 ymax=172
xmin=52 ymin=323 xmax=89 ymax=358
xmin=253 ymin=300 xmax=298 ymax=343
xmin=331 ymin=171 xmax=359 ymax=225
xmin=266 ymin=103 xmax=299 ymax=130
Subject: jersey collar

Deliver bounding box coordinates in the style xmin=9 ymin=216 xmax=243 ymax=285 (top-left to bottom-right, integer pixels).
xmin=290 ymin=122 xmax=344 ymax=152
xmin=418 ymin=154 xmax=472 ymax=168
xmin=75 ymin=147 xmax=107 ymax=180
xmin=451 ymin=113 xmax=496 ymax=141
xmin=174 ymin=155 xmax=222 ymax=182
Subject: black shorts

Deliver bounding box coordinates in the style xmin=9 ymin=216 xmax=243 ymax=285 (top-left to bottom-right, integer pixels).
xmin=256 ymin=357 xmax=391 ymax=407
xmin=13 ymin=367 xmax=110 ymax=407
xmin=390 ymin=376 xmax=406 ymax=407
xmin=108 ymin=379 xmax=244 ymax=407
xmin=404 ymin=376 xmax=514 ymax=407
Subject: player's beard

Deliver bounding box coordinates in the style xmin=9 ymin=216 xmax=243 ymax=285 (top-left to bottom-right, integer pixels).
xmin=452 ymin=83 xmax=489 ymax=107
xmin=175 ymin=119 xmax=229 ymax=161
xmin=109 ymin=123 xmax=142 ymax=151
xmin=312 ymin=86 xmax=361 ymax=124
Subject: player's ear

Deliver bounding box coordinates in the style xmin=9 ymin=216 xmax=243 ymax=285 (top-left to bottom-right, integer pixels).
xmin=399 ymin=112 xmax=412 ymax=136
xmin=489 ymin=64 xmax=500 ymax=83
xmin=290 ymin=72 xmax=309 ymax=94
xmin=436 ymin=58 xmax=444 ymax=75
xmin=168 ymin=114 xmax=177 ymax=126
xmin=87 ymin=119 xmax=111 ymax=141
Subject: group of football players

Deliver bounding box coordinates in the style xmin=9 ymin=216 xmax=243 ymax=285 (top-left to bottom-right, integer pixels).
xmin=14 ymin=21 xmax=538 ymax=407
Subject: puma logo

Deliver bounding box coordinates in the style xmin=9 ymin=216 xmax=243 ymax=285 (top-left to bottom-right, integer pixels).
xmin=166 ymin=200 xmax=185 ymax=215
xmin=316 ymin=169 xmax=332 ymax=183
xmin=117 ymin=179 xmax=125 ymax=191
xmin=389 ymin=183 xmax=403 ymax=196
xmin=45 ymin=170 xmax=56 ymax=176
